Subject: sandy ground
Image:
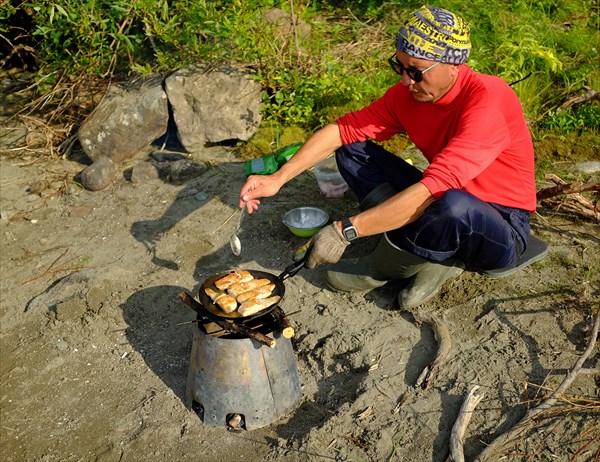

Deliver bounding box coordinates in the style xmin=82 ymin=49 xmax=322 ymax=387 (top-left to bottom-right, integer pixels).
xmin=1 ymin=144 xmax=598 ymax=462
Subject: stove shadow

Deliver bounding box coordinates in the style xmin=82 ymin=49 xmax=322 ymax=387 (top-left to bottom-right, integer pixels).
xmin=120 ymin=285 xmax=196 ymax=402
xmin=271 ymin=368 xmax=368 ymax=445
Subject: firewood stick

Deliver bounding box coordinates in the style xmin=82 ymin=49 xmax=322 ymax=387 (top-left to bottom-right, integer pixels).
xmin=414 ymin=312 xmax=452 ymax=390
xmin=544 ymin=198 xmax=599 ymax=220
xmin=474 ymin=312 xmax=600 ymax=462
xmin=446 ymin=386 xmax=485 ymax=462
xmin=178 ymin=292 xmax=276 ymax=348
xmin=272 ymin=306 xmax=295 ymax=338
xmin=536 ymin=180 xmax=600 ymax=201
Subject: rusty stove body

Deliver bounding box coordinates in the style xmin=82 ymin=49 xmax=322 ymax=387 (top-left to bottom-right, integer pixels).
xmin=185 ymin=310 xmax=302 ymax=430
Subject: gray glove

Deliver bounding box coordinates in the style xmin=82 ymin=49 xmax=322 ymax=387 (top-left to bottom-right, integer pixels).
xmin=306 ymin=222 xmax=350 ymax=269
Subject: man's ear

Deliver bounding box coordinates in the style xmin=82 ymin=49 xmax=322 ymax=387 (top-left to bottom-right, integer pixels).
xmin=450 ymin=63 xmax=462 ymax=77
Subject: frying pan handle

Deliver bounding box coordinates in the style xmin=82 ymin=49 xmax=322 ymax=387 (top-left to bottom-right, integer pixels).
xmin=279 ymin=241 xmax=312 ymax=280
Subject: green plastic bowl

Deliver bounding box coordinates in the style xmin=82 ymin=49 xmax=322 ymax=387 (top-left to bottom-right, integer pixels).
xmin=283 ymin=207 xmax=329 ymax=237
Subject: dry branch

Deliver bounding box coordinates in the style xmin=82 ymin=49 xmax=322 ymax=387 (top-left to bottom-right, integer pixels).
xmin=537 ymin=173 xmax=599 ymax=221
xmin=557 ymin=87 xmax=600 ymax=112
xmin=543 ymin=198 xmax=600 ymax=221
xmin=447 ymin=386 xmax=485 ymax=462
xmin=474 ymin=312 xmax=600 ymax=462
xmin=414 ymin=312 xmax=452 ymax=390
xmin=537 ymin=182 xmax=600 ymax=201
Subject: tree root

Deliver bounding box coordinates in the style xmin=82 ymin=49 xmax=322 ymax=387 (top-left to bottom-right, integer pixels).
xmin=413 ymin=311 xmax=452 ymax=390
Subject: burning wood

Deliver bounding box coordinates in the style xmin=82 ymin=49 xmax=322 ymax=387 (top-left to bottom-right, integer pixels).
xmin=178 ymin=292 xmax=276 ymax=348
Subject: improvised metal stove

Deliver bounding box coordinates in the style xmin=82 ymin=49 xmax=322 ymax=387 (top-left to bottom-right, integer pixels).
xmin=183 ymin=298 xmax=302 ymax=430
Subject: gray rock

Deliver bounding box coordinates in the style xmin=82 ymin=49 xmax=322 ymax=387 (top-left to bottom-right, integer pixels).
xmin=576 ymin=161 xmax=600 ymax=174
xmin=165 ymin=64 xmax=262 ymax=151
xmin=80 ymin=157 xmax=116 ymax=191
xmin=131 ymin=161 xmax=159 ymax=183
xmin=150 ymin=152 xmax=186 ymax=162
xmin=78 ymin=75 xmax=169 ymax=164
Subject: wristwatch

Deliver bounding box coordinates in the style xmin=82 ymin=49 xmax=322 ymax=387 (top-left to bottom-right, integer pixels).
xmin=341 ymin=218 xmax=359 ymax=241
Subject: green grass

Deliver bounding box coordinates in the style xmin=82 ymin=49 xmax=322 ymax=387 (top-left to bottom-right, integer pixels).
xmin=3 ymin=0 xmax=598 ymax=161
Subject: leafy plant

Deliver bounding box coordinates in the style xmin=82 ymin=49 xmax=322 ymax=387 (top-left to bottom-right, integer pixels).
xmin=540 ymin=103 xmax=600 ymax=133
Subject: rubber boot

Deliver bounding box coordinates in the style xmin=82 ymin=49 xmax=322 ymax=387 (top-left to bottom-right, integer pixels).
xmin=326 ymin=233 xmax=465 ymax=306
xmin=325 ymin=233 xmax=427 ymax=292
xmin=359 ymin=183 xmax=397 ymax=211
xmin=398 ymin=259 xmax=465 ymax=309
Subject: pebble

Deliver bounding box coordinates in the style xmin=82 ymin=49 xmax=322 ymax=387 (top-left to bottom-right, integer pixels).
xmin=80 ymin=157 xmax=116 ymax=191
xmin=194 ymin=191 xmax=208 ymax=201
xmin=28 ymin=180 xmax=46 ymax=195
xmin=131 ymin=161 xmax=159 ymax=183
xmin=0 ymin=210 xmax=14 ymax=220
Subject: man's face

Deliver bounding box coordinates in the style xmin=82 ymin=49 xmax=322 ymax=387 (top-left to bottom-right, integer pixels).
xmin=395 ymin=51 xmax=460 ymax=103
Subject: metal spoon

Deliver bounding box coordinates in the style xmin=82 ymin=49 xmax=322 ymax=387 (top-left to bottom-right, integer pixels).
xmin=229 ymin=206 xmax=246 ymax=256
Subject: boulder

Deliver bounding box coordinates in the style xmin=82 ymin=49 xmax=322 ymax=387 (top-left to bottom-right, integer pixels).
xmin=165 ymin=64 xmax=262 ymax=151
xmin=78 ymin=75 xmax=169 ymax=164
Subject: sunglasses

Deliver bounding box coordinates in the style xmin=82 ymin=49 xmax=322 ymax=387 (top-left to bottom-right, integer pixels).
xmin=388 ymin=54 xmax=440 ymax=82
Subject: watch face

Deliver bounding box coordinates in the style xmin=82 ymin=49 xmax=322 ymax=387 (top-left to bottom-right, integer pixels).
xmin=344 ymin=227 xmax=358 ymax=241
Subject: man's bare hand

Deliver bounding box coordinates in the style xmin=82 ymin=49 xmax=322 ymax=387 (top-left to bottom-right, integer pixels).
xmin=239 ymin=174 xmax=283 ymax=213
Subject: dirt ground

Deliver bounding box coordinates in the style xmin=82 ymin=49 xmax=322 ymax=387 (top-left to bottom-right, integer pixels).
xmin=1 ymin=139 xmax=599 ymax=462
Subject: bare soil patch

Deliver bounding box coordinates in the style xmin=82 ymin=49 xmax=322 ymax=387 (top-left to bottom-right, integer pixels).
xmin=1 ymin=145 xmax=598 ymax=462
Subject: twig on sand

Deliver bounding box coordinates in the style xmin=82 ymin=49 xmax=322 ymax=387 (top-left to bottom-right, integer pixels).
xmin=474 ymin=312 xmax=600 ymax=462
xmin=21 ymin=266 xmax=97 ymax=285
xmin=413 ymin=311 xmax=452 ymax=390
xmin=446 ymin=385 xmax=485 ymax=462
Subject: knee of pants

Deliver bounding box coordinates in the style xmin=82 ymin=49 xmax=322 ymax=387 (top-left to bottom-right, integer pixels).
xmin=435 ymin=189 xmax=479 ymax=220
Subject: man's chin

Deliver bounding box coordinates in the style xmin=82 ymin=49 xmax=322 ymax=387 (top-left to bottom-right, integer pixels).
xmin=411 ymin=92 xmax=432 ymax=103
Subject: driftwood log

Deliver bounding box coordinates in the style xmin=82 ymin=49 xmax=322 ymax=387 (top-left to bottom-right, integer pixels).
xmin=414 ymin=312 xmax=452 ymax=390
xmin=447 ymin=386 xmax=486 ymax=462
xmin=536 ymin=181 xmax=600 ymax=201
xmin=473 ymin=312 xmax=600 ymax=462
xmin=557 ymin=86 xmax=599 ymax=112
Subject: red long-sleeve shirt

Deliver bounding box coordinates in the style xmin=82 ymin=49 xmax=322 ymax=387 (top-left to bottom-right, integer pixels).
xmin=337 ymin=65 xmax=536 ymax=212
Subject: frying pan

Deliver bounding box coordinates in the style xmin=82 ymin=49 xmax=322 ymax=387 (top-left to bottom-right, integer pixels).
xmin=198 ymin=250 xmax=309 ymax=320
